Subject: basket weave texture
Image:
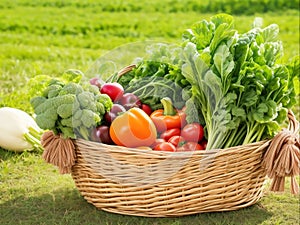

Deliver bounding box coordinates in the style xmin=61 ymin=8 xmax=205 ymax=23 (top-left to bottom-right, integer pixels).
xmin=67 ymin=109 xmax=300 ymax=217
xmin=71 ymin=139 xmax=270 ymax=217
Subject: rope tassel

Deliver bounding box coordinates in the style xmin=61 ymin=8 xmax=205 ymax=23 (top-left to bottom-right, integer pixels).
xmin=41 ymin=131 xmax=76 ymax=174
xmin=263 ymin=110 xmax=300 ymax=195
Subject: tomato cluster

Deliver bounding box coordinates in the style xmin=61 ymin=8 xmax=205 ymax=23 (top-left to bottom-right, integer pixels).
xmin=152 ymin=122 xmax=206 ymax=152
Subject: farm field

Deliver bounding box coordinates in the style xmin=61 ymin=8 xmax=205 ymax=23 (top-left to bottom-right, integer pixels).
xmin=0 ymin=1 xmax=299 ymax=225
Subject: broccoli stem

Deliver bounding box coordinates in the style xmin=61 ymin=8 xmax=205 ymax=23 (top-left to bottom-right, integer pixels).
xmin=75 ymin=127 xmax=90 ymax=140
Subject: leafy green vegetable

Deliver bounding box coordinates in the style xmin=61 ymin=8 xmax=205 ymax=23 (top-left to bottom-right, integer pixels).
xmin=181 ymin=14 xmax=299 ymax=150
xmin=115 ymin=60 xmax=190 ymax=110
xmin=30 ymin=70 xmax=113 ymax=140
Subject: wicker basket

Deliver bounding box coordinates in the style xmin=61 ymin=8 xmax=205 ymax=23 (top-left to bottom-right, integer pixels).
xmin=40 ymin=79 xmax=298 ymax=217
xmin=65 ymin=108 xmax=297 ymax=217
xmin=71 ymin=139 xmax=270 ymax=217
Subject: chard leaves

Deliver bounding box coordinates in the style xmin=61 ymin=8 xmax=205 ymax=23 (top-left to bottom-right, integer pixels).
xmin=181 ymin=14 xmax=299 ymax=150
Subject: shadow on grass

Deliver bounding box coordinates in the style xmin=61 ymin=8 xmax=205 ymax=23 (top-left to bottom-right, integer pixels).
xmin=0 ymin=187 xmax=273 ymax=225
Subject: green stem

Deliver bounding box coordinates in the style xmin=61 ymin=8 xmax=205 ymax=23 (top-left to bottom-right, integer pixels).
xmin=23 ymin=127 xmax=43 ymax=152
xmin=249 ymin=124 xmax=265 ymax=143
xmin=224 ymin=127 xmax=240 ymax=149
xmin=243 ymin=122 xmax=260 ymax=145
xmin=161 ymin=97 xmax=176 ymax=116
xmin=230 ymin=125 xmax=247 ymax=147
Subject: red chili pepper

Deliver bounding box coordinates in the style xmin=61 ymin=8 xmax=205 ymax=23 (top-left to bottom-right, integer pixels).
xmin=150 ymin=97 xmax=186 ymax=132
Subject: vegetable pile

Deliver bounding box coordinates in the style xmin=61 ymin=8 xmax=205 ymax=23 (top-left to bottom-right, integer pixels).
xmin=28 ymin=14 xmax=299 ymax=153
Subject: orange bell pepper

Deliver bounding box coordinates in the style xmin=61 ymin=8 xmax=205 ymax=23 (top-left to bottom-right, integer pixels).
xmin=150 ymin=97 xmax=186 ymax=132
xmin=109 ymin=107 xmax=157 ymax=148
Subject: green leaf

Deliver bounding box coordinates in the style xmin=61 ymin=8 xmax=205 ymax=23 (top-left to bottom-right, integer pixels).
xmin=261 ymin=24 xmax=279 ymax=42
xmin=210 ymin=13 xmax=234 ymax=29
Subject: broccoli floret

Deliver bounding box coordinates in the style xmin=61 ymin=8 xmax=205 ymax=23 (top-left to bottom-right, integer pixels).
xmin=81 ymin=109 xmax=101 ymax=128
xmin=57 ymin=103 xmax=73 ymax=119
xmin=59 ymin=83 xmax=83 ymax=95
xmin=73 ymin=109 xmax=83 ymax=120
xmin=34 ymin=94 xmax=76 ymax=115
xmin=60 ymin=116 xmax=81 ymax=128
xmin=86 ymin=84 xmax=100 ymax=95
xmin=77 ymin=91 xmax=95 ymax=108
xmin=30 ymin=96 xmax=47 ymax=109
xmin=96 ymin=94 xmax=113 ymax=112
xmin=35 ymin=108 xmax=58 ymax=129
xmin=96 ymin=102 xmax=105 ymax=115
xmin=43 ymin=84 xmax=63 ymax=98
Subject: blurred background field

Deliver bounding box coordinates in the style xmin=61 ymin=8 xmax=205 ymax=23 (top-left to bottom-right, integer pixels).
xmin=0 ymin=1 xmax=299 ymax=224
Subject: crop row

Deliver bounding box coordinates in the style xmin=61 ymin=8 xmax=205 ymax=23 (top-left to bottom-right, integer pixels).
xmin=0 ymin=0 xmax=298 ymax=15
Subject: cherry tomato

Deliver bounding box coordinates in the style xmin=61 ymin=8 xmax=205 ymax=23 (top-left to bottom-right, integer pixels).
xmin=168 ymin=135 xmax=185 ymax=147
xmin=183 ymin=142 xmax=205 ymax=151
xmin=160 ymin=128 xmax=181 ymax=141
xmin=154 ymin=142 xmax=176 ymax=152
xmin=181 ymin=123 xmax=204 ymax=142
xmin=141 ymin=104 xmax=152 ymax=116
xmin=150 ymin=138 xmax=166 ymax=148
xmin=100 ymin=82 xmax=124 ymax=102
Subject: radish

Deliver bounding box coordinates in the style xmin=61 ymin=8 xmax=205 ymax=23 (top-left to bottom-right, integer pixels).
xmin=100 ymin=82 xmax=124 ymax=102
xmin=0 ymin=107 xmax=43 ymax=152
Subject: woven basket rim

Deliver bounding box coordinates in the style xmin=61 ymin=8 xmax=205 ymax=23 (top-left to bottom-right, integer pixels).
xmin=74 ymin=138 xmax=270 ymax=156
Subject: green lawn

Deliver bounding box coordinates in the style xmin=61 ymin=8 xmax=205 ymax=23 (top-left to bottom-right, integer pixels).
xmin=0 ymin=1 xmax=299 ymax=224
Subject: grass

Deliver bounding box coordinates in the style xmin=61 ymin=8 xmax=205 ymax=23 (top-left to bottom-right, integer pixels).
xmin=0 ymin=1 xmax=299 ymax=224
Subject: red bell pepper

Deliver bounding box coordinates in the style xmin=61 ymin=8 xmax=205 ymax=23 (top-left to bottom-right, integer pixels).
xmin=150 ymin=97 xmax=186 ymax=132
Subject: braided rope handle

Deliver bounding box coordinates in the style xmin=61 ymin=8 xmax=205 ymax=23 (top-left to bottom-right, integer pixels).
xmin=263 ymin=110 xmax=300 ymax=194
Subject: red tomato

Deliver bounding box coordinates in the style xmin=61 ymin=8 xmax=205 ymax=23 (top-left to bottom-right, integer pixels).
xmin=183 ymin=142 xmax=205 ymax=151
xmin=168 ymin=135 xmax=185 ymax=147
xmin=160 ymin=128 xmax=181 ymax=141
xmin=181 ymin=123 xmax=204 ymax=142
xmin=154 ymin=142 xmax=176 ymax=152
xmin=100 ymin=82 xmax=124 ymax=102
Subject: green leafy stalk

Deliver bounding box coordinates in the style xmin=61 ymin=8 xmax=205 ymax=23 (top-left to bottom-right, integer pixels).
xmin=23 ymin=127 xmax=44 ymax=152
xmin=181 ymin=14 xmax=299 ymax=150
